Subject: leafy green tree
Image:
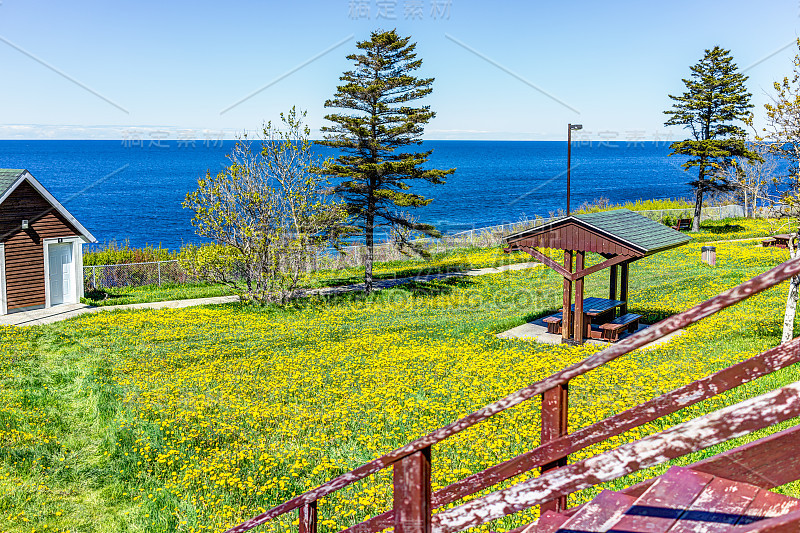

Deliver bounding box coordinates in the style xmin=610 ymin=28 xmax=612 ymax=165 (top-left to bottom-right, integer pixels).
xmin=759 ymin=39 xmax=800 ymax=342
xmin=664 ymin=46 xmax=759 ymax=231
xmin=182 ymin=108 xmax=345 ymax=304
xmin=316 ymin=29 xmax=455 ymax=293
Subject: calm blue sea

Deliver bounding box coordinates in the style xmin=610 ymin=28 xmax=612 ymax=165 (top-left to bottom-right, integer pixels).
xmin=0 ymin=140 xmax=692 ymax=251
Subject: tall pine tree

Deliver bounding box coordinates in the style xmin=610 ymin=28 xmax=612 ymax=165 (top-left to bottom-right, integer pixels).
xmin=317 ymin=29 xmax=454 ymax=293
xmin=664 ymin=46 xmax=759 ymax=231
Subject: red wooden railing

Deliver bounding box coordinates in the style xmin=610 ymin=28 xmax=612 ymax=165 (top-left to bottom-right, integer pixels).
xmin=225 ymin=257 xmax=800 ymax=533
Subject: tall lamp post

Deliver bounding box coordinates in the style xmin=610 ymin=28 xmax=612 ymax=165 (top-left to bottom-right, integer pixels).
xmin=567 ymin=124 xmax=583 ymax=215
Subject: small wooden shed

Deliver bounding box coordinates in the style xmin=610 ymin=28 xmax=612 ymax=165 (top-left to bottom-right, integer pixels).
xmin=0 ymin=169 xmax=96 ymax=315
xmin=505 ymin=209 xmax=691 ymax=344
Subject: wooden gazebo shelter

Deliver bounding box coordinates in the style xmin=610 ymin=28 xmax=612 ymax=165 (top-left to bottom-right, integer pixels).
xmin=504 ymin=209 xmax=690 ymax=344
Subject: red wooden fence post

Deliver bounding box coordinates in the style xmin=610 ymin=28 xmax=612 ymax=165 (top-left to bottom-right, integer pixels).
xmin=299 ymin=501 xmax=317 ymax=533
xmin=540 ymin=383 xmax=569 ymax=513
xmin=394 ymin=447 xmax=432 ymax=533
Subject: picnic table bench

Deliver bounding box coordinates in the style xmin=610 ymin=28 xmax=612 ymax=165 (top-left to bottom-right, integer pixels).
xmin=544 ymin=297 xmax=637 ymax=341
xmin=671 ymin=218 xmax=692 ymax=231
xmin=762 ymin=234 xmax=796 ymax=249
xmin=543 ymin=298 xmax=643 ymax=342
xmin=599 ymin=312 xmax=642 ymax=341
xmin=543 ymin=312 xmax=563 ymax=334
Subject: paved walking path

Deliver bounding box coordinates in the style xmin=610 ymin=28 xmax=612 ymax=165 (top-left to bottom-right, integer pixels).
xmin=1 ymin=262 xmax=543 ymax=327
xmin=0 ymin=295 xmax=240 ymax=327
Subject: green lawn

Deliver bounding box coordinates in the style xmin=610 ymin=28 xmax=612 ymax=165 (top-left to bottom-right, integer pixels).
xmin=81 ymin=217 xmax=780 ymax=308
xmin=81 ymin=282 xmax=234 ymax=307
xmin=2 ymin=235 xmax=799 ymax=532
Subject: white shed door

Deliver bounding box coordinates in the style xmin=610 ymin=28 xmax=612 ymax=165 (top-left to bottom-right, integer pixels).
xmin=48 ymin=243 xmax=73 ymax=306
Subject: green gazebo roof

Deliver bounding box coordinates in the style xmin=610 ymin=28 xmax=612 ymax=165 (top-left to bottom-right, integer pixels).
xmin=573 ymin=209 xmax=691 ymax=253
xmin=505 ymin=208 xmax=691 ymax=256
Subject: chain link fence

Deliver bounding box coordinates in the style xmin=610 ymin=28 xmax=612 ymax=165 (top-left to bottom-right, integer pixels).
xmin=84 ymin=260 xmax=191 ymax=291
xmin=82 ymin=205 xmax=750 ymax=290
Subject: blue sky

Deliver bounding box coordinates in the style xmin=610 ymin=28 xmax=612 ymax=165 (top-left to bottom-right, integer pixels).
xmin=0 ymin=0 xmax=798 ymax=140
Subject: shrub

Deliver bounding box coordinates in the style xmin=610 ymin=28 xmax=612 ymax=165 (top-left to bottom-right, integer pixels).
xmin=84 ymin=241 xmax=177 ymax=266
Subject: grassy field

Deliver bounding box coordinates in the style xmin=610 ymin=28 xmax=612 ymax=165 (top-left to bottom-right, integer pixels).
xmin=2 ymin=223 xmax=800 ymax=532
xmin=81 ymin=217 xmax=783 ymax=307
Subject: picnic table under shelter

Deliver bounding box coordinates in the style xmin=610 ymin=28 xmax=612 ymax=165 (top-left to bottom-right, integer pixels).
xmin=504 ymin=208 xmax=691 ymax=345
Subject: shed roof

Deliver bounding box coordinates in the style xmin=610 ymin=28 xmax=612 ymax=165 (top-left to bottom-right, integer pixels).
xmin=0 ymin=169 xmax=97 ymax=243
xmin=0 ymin=169 xmax=25 ymax=197
xmin=505 ymin=208 xmax=690 ymax=256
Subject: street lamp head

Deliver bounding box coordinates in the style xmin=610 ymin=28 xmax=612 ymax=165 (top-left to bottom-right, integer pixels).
xmin=569 ymin=124 xmax=583 ymax=131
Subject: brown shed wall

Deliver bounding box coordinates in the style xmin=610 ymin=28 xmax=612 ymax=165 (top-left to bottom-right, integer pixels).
xmin=1 ymin=181 xmax=81 ymax=311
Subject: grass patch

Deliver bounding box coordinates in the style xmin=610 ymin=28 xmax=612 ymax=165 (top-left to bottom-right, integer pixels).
xmin=81 ymin=282 xmax=234 ymax=307
xmin=690 ymin=217 xmax=782 ymax=242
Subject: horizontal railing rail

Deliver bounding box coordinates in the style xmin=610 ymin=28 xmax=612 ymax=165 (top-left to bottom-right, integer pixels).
xmin=224 ymin=256 xmax=800 ymax=533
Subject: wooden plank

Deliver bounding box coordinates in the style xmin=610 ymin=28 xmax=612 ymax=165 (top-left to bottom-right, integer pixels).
xmin=508 ymin=246 xmax=572 ymax=279
xmin=299 ymin=501 xmax=317 ymax=533
xmin=562 ymin=250 xmax=572 ymax=343
xmin=394 ymin=447 xmax=431 ymax=533
xmin=7 ymin=263 xmax=45 ymax=275
xmin=7 ymin=286 xmax=46 ymax=299
xmin=7 ymin=294 xmax=45 ymax=305
xmin=224 ymin=258 xmax=800 ymax=533
xmin=431 ymin=380 xmax=800 ymax=533
xmin=664 ymin=476 xmax=759 ymax=533
xmin=574 ymin=251 xmax=585 ymax=343
xmin=557 ymin=489 xmax=635 ymax=532
xmin=508 ymin=511 xmax=569 ymax=533
xmin=689 ymin=423 xmax=800 ymax=490
xmin=534 ymin=511 xmax=569 ymax=533
xmin=730 ymin=508 xmax=800 ymax=532
xmin=620 ymin=261 xmax=629 ymax=315
xmin=540 ymin=384 xmax=569 ymax=513
xmin=7 ymin=284 xmax=45 ymax=297
xmin=565 ymin=224 xmax=572 ymax=251
xmin=610 ymin=264 xmax=617 ymax=301
xmin=6 ymin=253 xmax=45 ymax=264
xmin=737 ymin=489 xmax=800 ymax=526
xmin=573 ymin=253 xmax=629 ymax=282
xmin=608 ymin=467 xmax=713 ymax=533
xmin=339 ymin=512 xmax=393 ymax=533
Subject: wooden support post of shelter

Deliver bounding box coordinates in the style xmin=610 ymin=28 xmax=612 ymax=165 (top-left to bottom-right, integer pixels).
xmin=620 ymin=261 xmax=629 ymax=315
xmin=562 ymin=251 xmax=573 ymax=343
xmin=609 ymin=263 xmax=618 ymax=301
xmin=503 ymin=209 xmax=691 ymax=346
xmin=574 ymin=251 xmax=585 ymax=342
